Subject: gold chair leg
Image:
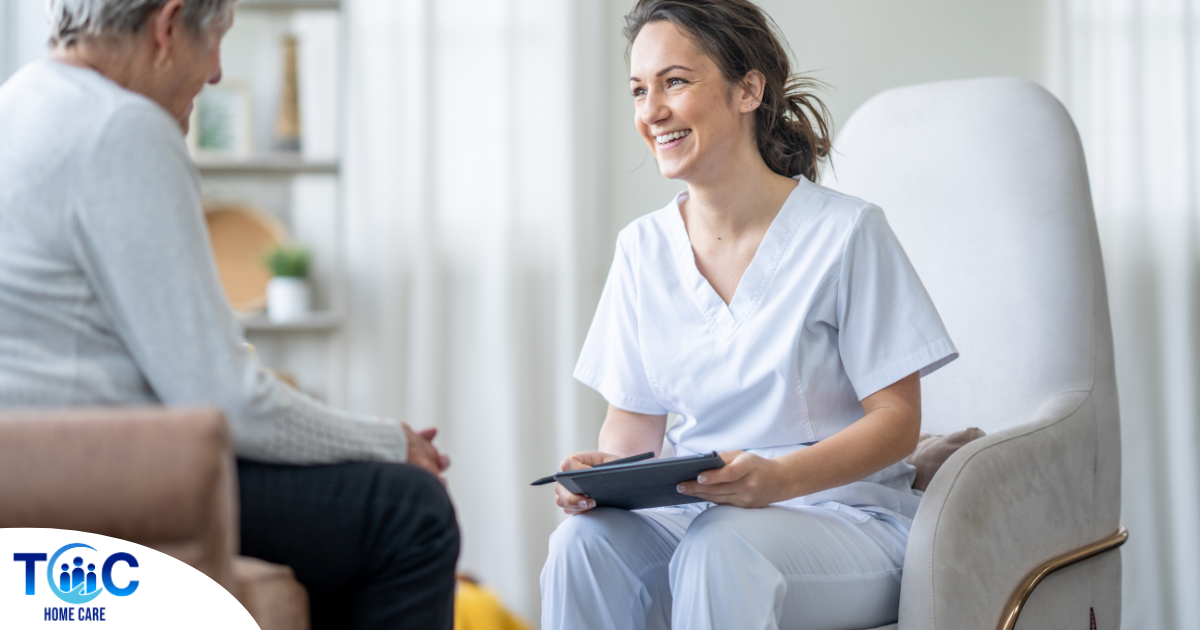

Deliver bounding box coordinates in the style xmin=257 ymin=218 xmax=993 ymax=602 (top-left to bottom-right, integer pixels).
xmin=997 ymin=525 xmax=1128 ymax=630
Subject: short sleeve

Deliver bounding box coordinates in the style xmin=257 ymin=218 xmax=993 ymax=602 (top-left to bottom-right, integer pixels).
xmin=837 ymin=205 xmax=958 ymax=399
xmin=574 ymin=237 xmax=668 ymax=415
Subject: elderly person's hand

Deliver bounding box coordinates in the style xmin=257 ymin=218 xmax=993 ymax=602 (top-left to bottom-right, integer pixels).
xmin=403 ymin=424 xmax=451 ymax=480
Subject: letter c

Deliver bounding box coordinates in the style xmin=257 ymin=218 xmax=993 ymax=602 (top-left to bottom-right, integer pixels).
xmin=101 ymin=553 xmax=139 ymax=597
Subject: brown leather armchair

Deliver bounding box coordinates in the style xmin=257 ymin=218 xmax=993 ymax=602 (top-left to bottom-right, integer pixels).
xmin=0 ymin=408 xmax=309 ymax=630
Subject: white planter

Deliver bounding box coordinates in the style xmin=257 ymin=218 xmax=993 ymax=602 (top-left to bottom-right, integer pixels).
xmin=267 ymin=277 xmax=311 ymax=322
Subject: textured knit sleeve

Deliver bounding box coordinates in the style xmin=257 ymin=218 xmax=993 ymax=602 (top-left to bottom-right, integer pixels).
xmin=69 ymin=100 xmax=407 ymax=465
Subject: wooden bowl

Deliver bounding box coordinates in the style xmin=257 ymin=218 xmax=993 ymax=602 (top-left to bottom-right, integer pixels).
xmin=203 ymin=201 xmax=290 ymax=313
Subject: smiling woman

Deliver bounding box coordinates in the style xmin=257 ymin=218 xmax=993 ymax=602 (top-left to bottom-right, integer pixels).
xmin=624 ymin=0 xmax=831 ymax=183
xmin=540 ymin=1 xmax=958 ymax=629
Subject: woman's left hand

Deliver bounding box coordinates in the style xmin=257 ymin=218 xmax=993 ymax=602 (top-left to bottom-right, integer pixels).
xmin=676 ymin=451 xmax=791 ymax=508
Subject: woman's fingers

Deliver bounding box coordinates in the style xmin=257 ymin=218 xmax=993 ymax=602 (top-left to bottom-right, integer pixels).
xmin=677 ymin=479 xmax=742 ymax=497
xmin=547 ymin=451 xmax=611 ymax=515
xmin=694 ymin=451 xmax=749 ymax=485
xmin=561 ymin=451 xmax=610 ymax=471
xmin=677 ymin=451 xmax=768 ymax=502
xmin=555 ymin=483 xmax=595 ymax=513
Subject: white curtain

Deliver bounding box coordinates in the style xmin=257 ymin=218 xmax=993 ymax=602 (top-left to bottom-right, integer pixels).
xmin=0 ymin=0 xmax=49 ymax=81
xmin=340 ymin=0 xmax=608 ymax=621
xmin=1047 ymin=1 xmax=1200 ymax=628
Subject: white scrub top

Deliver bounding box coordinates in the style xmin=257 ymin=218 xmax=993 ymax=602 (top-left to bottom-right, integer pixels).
xmin=573 ymin=175 xmax=958 ymax=522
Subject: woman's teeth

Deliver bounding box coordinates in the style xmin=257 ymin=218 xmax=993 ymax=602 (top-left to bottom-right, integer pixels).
xmin=656 ymin=130 xmax=691 ymax=144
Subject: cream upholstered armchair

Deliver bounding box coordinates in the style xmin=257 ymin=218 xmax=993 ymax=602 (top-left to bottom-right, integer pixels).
xmin=826 ymin=78 xmax=1126 ymax=629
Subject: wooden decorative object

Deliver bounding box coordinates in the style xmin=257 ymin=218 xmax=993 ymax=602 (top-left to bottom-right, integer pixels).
xmin=273 ymin=35 xmax=302 ymax=152
xmin=204 ymin=201 xmax=290 ymax=312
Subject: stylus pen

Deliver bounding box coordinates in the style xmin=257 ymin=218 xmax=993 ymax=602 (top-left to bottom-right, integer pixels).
xmin=530 ymin=451 xmax=656 ymax=486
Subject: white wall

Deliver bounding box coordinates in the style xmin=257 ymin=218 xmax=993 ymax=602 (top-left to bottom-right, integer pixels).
xmin=602 ymin=0 xmax=1048 ymax=248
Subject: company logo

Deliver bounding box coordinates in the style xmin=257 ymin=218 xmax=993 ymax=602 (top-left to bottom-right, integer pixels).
xmin=13 ymin=543 xmax=139 ymax=621
xmin=3 ymin=529 xmax=258 ymax=627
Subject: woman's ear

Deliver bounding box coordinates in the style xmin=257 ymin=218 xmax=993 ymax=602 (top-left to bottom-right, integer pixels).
xmin=737 ymin=69 xmax=767 ymax=113
xmin=150 ymin=0 xmax=187 ymax=69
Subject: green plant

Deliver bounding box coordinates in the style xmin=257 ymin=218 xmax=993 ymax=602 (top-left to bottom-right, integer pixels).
xmin=264 ymin=244 xmax=312 ymax=278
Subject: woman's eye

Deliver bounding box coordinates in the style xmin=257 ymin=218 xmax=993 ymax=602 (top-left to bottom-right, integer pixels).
xmin=631 ymin=87 xmax=646 ymax=97
xmin=668 ymin=78 xmax=686 ymax=87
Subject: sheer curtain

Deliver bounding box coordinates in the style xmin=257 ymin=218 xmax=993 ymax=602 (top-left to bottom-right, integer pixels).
xmin=340 ymin=0 xmax=607 ymax=620
xmin=0 ymin=0 xmax=49 ymax=81
xmin=1047 ymin=1 xmax=1200 ymax=628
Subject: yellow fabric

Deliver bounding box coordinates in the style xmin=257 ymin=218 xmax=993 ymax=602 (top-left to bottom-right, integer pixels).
xmin=454 ymin=580 xmax=532 ymax=630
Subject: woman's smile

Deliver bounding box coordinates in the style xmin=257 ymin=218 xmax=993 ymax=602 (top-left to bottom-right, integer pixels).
xmin=655 ymin=128 xmax=692 ymax=150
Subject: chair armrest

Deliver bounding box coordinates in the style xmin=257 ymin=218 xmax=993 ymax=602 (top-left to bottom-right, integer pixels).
xmin=234 ymin=556 xmax=310 ymax=630
xmin=898 ymin=390 xmax=1116 ymax=629
xmin=0 ymin=407 xmax=238 ymax=590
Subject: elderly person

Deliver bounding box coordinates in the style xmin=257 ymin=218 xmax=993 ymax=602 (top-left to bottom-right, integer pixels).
xmin=0 ymin=1 xmax=458 ymax=627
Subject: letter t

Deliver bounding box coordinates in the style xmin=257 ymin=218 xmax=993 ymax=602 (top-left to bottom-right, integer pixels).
xmin=13 ymin=553 xmax=46 ymax=595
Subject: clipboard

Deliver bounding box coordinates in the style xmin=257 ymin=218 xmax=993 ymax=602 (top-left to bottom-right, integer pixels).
xmin=552 ymin=452 xmax=725 ymax=510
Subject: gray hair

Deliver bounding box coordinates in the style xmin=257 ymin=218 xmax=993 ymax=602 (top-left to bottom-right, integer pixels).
xmin=46 ymin=0 xmax=234 ymax=45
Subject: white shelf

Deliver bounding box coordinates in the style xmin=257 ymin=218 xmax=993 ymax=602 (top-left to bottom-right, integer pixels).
xmin=240 ymin=312 xmax=343 ymax=332
xmin=193 ymin=154 xmax=339 ymax=175
xmin=237 ymin=0 xmax=340 ymax=11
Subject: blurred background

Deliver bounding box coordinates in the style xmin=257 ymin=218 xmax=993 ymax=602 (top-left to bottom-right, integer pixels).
xmin=1 ymin=0 xmax=1197 ymax=627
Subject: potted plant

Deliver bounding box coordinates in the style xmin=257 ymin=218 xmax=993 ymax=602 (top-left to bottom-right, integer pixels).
xmin=264 ymin=244 xmax=312 ymax=322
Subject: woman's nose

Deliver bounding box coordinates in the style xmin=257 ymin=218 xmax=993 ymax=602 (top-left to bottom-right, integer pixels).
xmin=639 ymin=89 xmax=669 ymax=127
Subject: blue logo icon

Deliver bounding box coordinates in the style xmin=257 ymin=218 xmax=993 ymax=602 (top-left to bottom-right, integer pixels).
xmin=13 ymin=543 xmax=139 ymax=603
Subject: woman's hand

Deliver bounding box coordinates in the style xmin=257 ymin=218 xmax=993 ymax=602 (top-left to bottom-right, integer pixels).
xmin=554 ymin=451 xmax=619 ymax=515
xmin=676 ymin=450 xmax=791 ymax=509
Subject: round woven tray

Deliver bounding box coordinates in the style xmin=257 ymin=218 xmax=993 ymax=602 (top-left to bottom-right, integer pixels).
xmin=203 ymin=201 xmax=290 ymax=313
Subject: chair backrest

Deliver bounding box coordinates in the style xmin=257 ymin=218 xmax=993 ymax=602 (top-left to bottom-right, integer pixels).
xmin=824 ymin=77 xmax=1117 ymax=445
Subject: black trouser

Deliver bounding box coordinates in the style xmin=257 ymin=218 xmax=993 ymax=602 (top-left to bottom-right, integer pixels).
xmin=237 ymin=460 xmax=460 ymax=629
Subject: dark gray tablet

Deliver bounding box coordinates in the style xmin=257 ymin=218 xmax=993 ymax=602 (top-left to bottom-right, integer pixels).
xmin=555 ymin=452 xmax=725 ymax=510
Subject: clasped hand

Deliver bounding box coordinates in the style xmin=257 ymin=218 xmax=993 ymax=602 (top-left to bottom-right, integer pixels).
xmin=555 ymin=450 xmax=789 ymax=515
xmin=403 ymin=423 xmax=451 ymax=482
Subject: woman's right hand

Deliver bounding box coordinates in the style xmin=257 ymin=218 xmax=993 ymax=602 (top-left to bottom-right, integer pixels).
xmin=555 ymin=451 xmax=618 ymax=515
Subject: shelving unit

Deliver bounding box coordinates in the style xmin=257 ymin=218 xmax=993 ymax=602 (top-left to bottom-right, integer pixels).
xmin=195 ymin=0 xmax=348 ymax=402
xmin=193 ymin=154 xmax=339 ymax=175
xmin=240 ymin=311 xmax=344 ymax=332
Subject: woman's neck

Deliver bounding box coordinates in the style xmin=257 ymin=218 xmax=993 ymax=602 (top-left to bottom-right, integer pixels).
xmin=681 ymin=154 xmax=798 ymax=243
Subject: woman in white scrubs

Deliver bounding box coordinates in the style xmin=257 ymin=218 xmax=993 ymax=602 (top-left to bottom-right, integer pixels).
xmin=540 ymin=1 xmax=957 ymax=629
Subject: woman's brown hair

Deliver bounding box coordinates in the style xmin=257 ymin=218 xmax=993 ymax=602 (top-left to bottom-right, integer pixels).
xmin=623 ymin=0 xmax=832 ymax=182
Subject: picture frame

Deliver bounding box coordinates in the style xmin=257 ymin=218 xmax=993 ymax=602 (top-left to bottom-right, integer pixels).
xmin=187 ymin=81 xmax=253 ymax=157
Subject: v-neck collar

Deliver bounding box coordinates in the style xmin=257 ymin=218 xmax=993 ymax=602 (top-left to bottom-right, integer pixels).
xmin=664 ymin=176 xmax=814 ymax=338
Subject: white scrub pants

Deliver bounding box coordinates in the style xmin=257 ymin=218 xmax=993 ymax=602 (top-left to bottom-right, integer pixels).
xmin=540 ymin=503 xmax=909 ymax=630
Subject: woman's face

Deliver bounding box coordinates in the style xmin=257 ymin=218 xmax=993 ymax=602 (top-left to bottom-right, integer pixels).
xmin=166 ymin=12 xmax=231 ymax=129
xmin=629 ymin=21 xmax=752 ymax=182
